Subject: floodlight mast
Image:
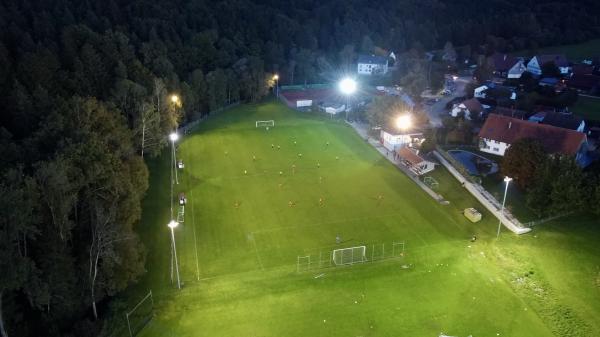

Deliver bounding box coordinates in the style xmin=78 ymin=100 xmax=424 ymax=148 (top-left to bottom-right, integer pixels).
xmin=168 ymin=220 xmax=181 ymax=289
xmin=497 ymin=176 xmax=513 ymax=238
xmin=339 ymin=77 xmax=357 ymax=121
xmin=273 ymin=74 xmax=279 ymax=97
xmin=170 ymin=132 xmax=179 ymax=185
xmin=395 ymin=114 xmax=412 ymax=149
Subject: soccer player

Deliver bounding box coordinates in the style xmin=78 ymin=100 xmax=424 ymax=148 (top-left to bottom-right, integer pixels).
xmin=336 ymin=234 xmax=341 ymax=244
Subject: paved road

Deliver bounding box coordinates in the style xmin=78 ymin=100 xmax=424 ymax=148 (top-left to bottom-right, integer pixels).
xmin=424 ymin=76 xmax=470 ymax=127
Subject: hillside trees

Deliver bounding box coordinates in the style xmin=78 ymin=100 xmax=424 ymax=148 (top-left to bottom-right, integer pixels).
xmin=501 ymin=138 xmax=547 ymax=189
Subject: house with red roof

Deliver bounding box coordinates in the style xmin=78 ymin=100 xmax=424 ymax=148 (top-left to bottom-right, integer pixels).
xmin=395 ymin=147 xmax=436 ymax=176
xmin=478 ymin=114 xmax=590 ymax=166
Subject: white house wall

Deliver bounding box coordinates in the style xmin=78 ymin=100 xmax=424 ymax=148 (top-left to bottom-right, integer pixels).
xmin=296 ymin=99 xmax=312 ymax=107
xmin=479 ymin=138 xmax=510 ymax=156
xmin=357 ymin=63 xmax=388 ymax=75
xmin=381 ymin=131 xmax=411 ymax=151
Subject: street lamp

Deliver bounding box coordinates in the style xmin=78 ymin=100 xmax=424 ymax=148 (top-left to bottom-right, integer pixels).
xmin=171 ymin=94 xmax=180 ymax=105
xmin=169 ymin=132 xmax=179 ymax=186
xmin=497 ymin=176 xmax=513 ymax=238
xmin=273 ymin=74 xmax=279 ymax=98
xmin=168 ymin=132 xmax=179 ymax=222
xmin=168 ymin=220 xmax=181 ymax=289
xmin=339 ymin=77 xmax=357 ymax=121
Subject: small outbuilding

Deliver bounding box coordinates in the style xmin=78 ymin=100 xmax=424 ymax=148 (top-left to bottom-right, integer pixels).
xmin=463 ymin=208 xmax=482 ymax=222
xmin=396 ymin=147 xmax=435 ymax=176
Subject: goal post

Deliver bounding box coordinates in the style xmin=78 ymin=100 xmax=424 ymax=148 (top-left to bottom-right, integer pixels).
xmin=424 ymin=176 xmax=439 ymax=189
xmin=125 ymin=290 xmax=154 ymax=337
xmin=256 ymin=120 xmax=275 ymax=128
xmin=332 ymin=246 xmax=366 ymax=266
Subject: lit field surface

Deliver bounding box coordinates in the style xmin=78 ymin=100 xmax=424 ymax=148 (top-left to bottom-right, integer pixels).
xmin=134 ymin=101 xmax=600 ymax=337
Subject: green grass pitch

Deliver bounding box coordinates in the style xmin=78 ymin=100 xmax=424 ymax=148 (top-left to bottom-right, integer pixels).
xmin=130 ymin=101 xmax=600 ymax=337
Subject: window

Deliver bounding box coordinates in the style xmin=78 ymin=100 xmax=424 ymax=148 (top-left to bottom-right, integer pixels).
xmin=493 ymin=147 xmax=499 ymax=152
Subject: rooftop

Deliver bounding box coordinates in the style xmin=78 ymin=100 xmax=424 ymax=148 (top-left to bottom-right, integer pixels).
xmin=357 ymin=54 xmax=388 ymax=65
xmin=479 ymin=114 xmax=586 ymax=156
xmin=540 ymin=111 xmax=584 ymax=131
xmin=396 ymin=147 xmax=425 ymax=165
xmin=491 ymin=53 xmax=519 ymax=72
xmin=536 ymin=54 xmax=569 ymax=67
xmin=461 ymin=98 xmax=484 ymax=113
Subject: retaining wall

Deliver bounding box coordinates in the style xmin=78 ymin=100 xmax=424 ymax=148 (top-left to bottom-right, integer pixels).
xmin=433 ymin=150 xmax=531 ymax=235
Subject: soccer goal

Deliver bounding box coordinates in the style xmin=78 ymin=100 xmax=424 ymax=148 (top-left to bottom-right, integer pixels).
xmin=332 ymin=246 xmax=367 ymax=266
xmin=256 ymin=120 xmax=275 ymax=128
xmin=424 ymin=176 xmax=439 ymax=189
xmin=125 ymin=290 xmax=154 ymax=337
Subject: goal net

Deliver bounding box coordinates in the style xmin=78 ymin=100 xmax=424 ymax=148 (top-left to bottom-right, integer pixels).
xmin=332 ymin=246 xmax=366 ymax=266
xmin=125 ymin=290 xmax=154 ymax=337
xmin=424 ymin=176 xmax=439 ymax=189
xmin=256 ymin=120 xmax=275 ymax=128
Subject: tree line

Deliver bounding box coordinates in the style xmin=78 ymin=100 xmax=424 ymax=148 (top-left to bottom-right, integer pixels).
xmin=1 ymin=0 xmax=600 ymax=336
xmin=501 ymin=139 xmax=600 ymax=218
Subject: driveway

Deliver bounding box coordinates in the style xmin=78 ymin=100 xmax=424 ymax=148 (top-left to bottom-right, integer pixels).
xmin=424 ymin=76 xmax=470 ymax=127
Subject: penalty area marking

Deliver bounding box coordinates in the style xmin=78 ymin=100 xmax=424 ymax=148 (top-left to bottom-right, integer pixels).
xmin=250 ymin=235 xmax=265 ymax=271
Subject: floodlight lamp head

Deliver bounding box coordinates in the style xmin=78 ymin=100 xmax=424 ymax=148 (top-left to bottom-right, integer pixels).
xmin=273 ymin=74 xmax=279 ymax=80
xmin=171 ymin=95 xmax=179 ymax=103
xmin=167 ymin=220 xmax=178 ymax=229
xmin=169 ymin=133 xmax=179 ymax=142
xmin=396 ymin=114 xmax=412 ymax=130
xmin=504 ymin=176 xmax=513 ymax=182
xmin=339 ymin=78 xmax=357 ymax=95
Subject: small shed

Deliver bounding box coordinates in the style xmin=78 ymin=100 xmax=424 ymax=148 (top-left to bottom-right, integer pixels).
xmin=463 ymin=208 xmax=482 ymax=222
xmin=396 ymin=147 xmax=436 ymax=176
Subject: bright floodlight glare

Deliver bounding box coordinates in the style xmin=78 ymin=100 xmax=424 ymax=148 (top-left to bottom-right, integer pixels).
xmin=396 ymin=114 xmax=412 ymax=130
xmin=167 ymin=220 xmax=178 ymax=229
xmin=169 ymin=133 xmax=179 ymax=142
xmin=273 ymin=74 xmax=279 ymax=80
xmin=504 ymin=176 xmax=513 ymax=182
xmin=339 ymin=78 xmax=357 ymax=95
xmin=171 ymin=95 xmax=179 ymax=103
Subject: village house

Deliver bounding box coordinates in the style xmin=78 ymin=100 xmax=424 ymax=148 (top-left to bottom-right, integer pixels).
xmin=450 ymin=98 xmax=484 ymax=119
xmin=528 ymin=111 xmax=585 ymax=132
xmin=526 ymin=54 xmax=571 ymax=76
xmin=479 ymin=114 xmax=590 ymax=167
xmin=357 ymin=54 xmax=389 ymax=75
xmin=491 ymin=53 xmax=526 ymax=79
